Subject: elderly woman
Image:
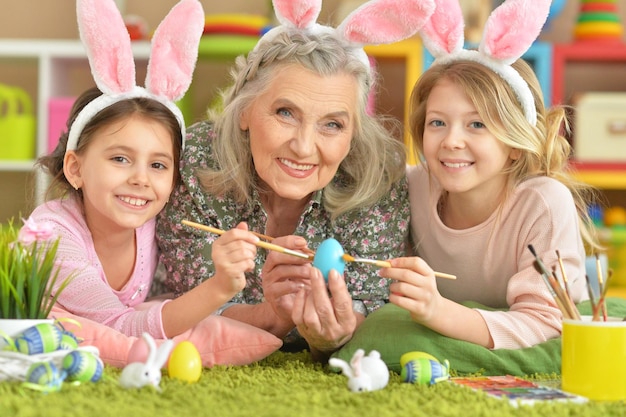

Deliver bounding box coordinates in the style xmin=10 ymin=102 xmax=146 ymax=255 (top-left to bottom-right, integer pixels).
xmin=156 ymin=0 xmax=433 ymax=360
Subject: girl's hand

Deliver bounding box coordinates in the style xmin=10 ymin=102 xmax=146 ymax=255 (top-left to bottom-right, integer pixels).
xmin=381 ymin=257 xmax=443 ymax=324
xmin=211 ymin=222 xmax=258 ymax=297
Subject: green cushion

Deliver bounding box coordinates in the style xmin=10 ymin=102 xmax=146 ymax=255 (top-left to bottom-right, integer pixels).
xmin=332 ymin=297 xmax=626 ymax=376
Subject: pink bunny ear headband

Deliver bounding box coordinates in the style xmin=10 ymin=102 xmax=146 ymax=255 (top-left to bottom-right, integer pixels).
xmin=419 ymin=0 xmax=552 ymax=126
xmin=257 ymin=0 xmax=436 ymax=70
xmin=66 ymin=0 xmax=205 ymax=154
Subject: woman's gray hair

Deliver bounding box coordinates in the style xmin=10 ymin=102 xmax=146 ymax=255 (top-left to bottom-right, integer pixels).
xmin=198 ymin=30 xmax=406 ymax=220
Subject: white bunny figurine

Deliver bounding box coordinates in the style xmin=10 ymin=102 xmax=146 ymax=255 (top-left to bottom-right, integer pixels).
xmin=119 ymin=332 xmax=174 ymax=391
xmin=328 ymin=349 xmax=389 ymax=392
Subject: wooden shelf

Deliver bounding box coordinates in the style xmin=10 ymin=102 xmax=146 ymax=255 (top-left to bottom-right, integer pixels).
xmin=552 ymin=41 xmax=626 ymax=105
xmin=569 ymin=162 xmax=626 ymax=189
xmin=365 ymin=38 xmax=423 ymax=164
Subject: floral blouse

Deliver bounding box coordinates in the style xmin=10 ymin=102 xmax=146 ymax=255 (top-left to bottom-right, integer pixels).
xmin=156 ymin=121 xmax=410 ymax=314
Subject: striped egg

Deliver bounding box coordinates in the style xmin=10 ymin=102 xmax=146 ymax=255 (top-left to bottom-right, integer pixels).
xmin=14 ymin=323 xmax=63 ymax=355
xmin=59 ymin=332 xmax=80 ymax=351
xmin=25 ymin=361 xmax=65 ymax=391
xmin=401 ymin=358 xmax=450 ymax=385
xmin=62 ymin=350 xmax=104 ymax=383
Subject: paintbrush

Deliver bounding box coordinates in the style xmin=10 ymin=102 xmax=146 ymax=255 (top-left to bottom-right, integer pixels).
xmin=551 ymin=267 xmax=581 ymax=320
xmin=595 ymin=269 xmax=613 ymax=322
xmin=555 ymin=250 xmax=573 ymax=300
xmin=182 ymin=220 xmax=312 ymax=260
xmin=528 ymin=245 xmax=551 ymax=277
xmin=183 ymin=220 xmax=456 ymax=278
xmin=528 ymin=245 xmax=576 ymax=320
xmin=554 ymin=251 xmax=581 ymax=320
xmin=585 ymin=274 xmax=601 ymax=321
xmin=595 ymin=254 xmax=608 ymax=321
xmin=341 ymin=254 xmax=457 ymax=280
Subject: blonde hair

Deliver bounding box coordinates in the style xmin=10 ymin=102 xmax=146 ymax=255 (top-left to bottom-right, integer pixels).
xmin=409 ymin=59 xmax=602 ymax=251
xmin=197 ymin=30 xmax=406 ymax=220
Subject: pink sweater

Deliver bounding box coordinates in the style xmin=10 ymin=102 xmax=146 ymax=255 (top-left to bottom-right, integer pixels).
xmin=30 ymin=198 xmax=168 ymax=338
xmin=407 ymin=164 xmax=587 ymax=349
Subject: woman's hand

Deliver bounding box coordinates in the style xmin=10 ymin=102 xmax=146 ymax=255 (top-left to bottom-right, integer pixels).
xmin=211 ymin=222 xmax=258 ymax=297
xmin=291 ymin=268 xmax=358 ymax=361
xmin=382 ymin=257 xmax=443 ymax=325
xmin=261 ymin=235 xmax=313 ymax=327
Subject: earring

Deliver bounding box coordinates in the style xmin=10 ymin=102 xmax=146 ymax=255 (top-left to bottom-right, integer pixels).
xmin=72 ymin=182 xmax=80 ymax=191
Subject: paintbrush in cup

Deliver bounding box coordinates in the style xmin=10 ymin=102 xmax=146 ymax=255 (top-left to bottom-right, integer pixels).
xmin=556 ymin=250 xmax=573 ymax=300
xmin=528 ymin=244 xmax=577 ymax=320
xmin=595 ymin=269 xmax=613 ymax=322
xmin=596 ymin=254 xmax=609 ymax=321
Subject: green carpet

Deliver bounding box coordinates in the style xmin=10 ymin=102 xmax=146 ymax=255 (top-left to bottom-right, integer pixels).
xmin=1 ymin=351 xmax=625 ymax=417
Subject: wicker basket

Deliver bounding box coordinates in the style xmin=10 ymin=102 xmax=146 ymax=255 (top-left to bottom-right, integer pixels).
xmin=0 ymin=346 xmax=100 ymax=382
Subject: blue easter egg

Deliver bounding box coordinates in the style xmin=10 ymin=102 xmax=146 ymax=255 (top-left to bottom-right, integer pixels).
xmin=312 ymin=238 xmax=345 ymax=281
xmin=63 ymin=350 xmax=104 ymax=383
xmin=25 ymin=361 xmax=65 ymax=391
xmin=401 ymin=358 xmax=450 ymax=385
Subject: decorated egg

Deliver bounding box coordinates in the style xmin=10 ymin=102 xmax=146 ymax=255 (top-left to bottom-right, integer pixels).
xmin=59 ymin=332 xmax=80 ymax=351
xmin=24 ymin=361 xmax=65 ymax=392
xmin=400 ymin=351 xmax=438 ymax=368
xmin=312 ymin=238 xmax=346 ymax=281
xmin=401 ymin=357 xmax=450 ymax=386
xmin=14 ymin=322 xmax=63 ymax=355
xmin=167 ymin=341 xmax=202 ymax=383
xmin=63 ymin=350 xmax=104 ymax=383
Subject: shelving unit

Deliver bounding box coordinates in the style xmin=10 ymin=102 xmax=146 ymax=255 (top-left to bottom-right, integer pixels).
xmin=0 ymin=37 xmax=427 ymax=211
xmin=1 ymin=37 xmax=625 ymax=214
xmin=571 ymin=167 xmax=626 ymax=190
xmin=552 ymin=42 xmax=626 ymax=105
xmin=365 ymin=37 xmax=423 ymax=162
xmin=0 ymin=36 xmax=258 ymax=212
xmin=0 ymin=39 xmax=152 ymax=210
xmin=551 ymin=42 xmax=626 ymax=191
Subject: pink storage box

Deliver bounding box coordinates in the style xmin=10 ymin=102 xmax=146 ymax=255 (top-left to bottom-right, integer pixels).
xmin=48 ymin=97 xmax=76 ymax=153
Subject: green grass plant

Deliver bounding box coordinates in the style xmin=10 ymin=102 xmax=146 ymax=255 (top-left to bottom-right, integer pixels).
xmin=0 ymin=220 xmax=73 ymax=319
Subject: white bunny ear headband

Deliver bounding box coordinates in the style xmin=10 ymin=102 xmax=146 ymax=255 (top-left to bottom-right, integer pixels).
xmin=256 ymin=0 xmax=436 ymax=70
xmin=419 ymin=0 xmax=552 ymax=126
xmin=66 ymin=0 xmax=205 ymax=154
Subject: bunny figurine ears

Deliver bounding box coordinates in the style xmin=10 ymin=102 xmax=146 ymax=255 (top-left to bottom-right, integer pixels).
xmin=66 ymin=0 xmax=205 ymax=153
xmin=258 ymin=0 xmax=436 ymax=69
xmin=420 ymin=0 xmax=552 ymax=126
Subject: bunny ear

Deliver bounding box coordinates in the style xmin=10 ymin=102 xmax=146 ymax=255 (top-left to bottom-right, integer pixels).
xmin=350 ymin=349 xmax=365 ymax=378
xmin=480 ymin=0 xmax=551 ymax=64
xmin=76 ymin=0 xmax=135 ymax=95
xmin=152 ymin=340 xmax=175 ymax=369
xmin=272 ymin=0 xmax=322 ymax=29
xmin=419 ymin=0 xmax=464 ymax=59
xmin=328 ymin=358 xmax=354 ymax=378
xmin=337 ymin=0 xmax=435 ymax=46
xmin=142 ymin=333 xmax=157 ymax=365
xmin=145 ymin=0 xmax=204 ymax=102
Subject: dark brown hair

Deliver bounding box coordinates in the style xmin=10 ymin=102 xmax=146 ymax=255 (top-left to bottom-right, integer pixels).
xmin=37 ymin=86 xmax=183 ymax=201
